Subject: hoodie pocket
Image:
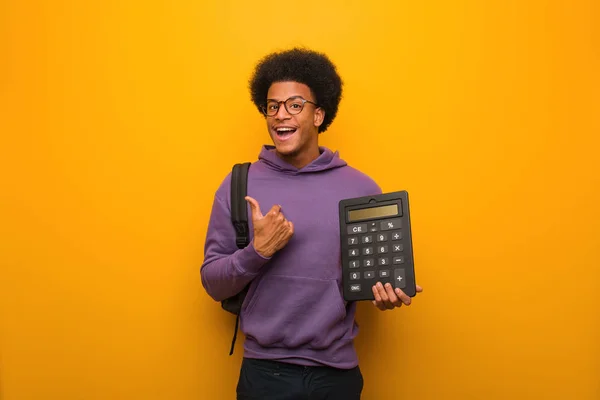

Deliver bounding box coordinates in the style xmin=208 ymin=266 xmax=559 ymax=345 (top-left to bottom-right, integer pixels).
xmin=241 ymin=274 xmax=349 ymax=350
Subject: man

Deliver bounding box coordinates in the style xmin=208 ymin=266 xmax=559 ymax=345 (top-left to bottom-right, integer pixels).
xmin=200 ymin=47 xmax=422 ymax=399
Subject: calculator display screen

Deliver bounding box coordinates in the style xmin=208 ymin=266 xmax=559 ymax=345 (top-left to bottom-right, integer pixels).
xmin=347 ymin=204 xmax=399 ymax=222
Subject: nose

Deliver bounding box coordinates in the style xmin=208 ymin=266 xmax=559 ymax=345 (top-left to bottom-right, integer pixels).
xmin=274 ymin=103 xmax=292 ymax=120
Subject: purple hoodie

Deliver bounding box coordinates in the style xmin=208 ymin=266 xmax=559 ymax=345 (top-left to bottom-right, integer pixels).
xmin=201 ymin=145 xmax=381 ymax=369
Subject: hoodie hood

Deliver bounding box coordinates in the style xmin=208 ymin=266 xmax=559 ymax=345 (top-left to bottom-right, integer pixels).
xmin=258 ymin=145 xmax=347 ymax=174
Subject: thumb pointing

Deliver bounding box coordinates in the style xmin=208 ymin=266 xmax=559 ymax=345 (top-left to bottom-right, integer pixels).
xmin=245 ymin=196 xmax=263 ymax=220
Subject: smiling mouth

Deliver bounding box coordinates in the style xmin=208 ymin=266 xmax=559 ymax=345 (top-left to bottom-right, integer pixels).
xmin=274 ymin=127 xmax=297 ymax=141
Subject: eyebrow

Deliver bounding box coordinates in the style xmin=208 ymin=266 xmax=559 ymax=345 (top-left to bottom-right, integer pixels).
xmin=266 ymin=95 xmax=306 ymax=101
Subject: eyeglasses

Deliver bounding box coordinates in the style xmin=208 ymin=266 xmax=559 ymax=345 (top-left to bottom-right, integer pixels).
xmin=261 ymin=96 xmax=319 ymax=117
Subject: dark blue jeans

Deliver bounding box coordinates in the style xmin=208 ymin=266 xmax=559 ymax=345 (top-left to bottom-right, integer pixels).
xmin=236 ymin=358 xmax=364 ymax=400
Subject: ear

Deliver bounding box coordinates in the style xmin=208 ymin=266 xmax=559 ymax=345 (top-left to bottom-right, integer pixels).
xmin=313 ymin=107 xmax=325 ymax=128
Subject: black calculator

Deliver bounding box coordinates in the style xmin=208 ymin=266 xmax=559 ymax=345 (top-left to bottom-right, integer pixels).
xmin=339 ymin=191 xmax=416 ymax=301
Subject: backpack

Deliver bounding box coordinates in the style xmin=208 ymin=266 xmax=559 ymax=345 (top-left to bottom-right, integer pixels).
xmin=221 ymin=162 xmax=251 ymax=355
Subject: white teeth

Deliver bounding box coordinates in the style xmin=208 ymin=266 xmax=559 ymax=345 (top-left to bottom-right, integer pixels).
xmin=276 ymin=127 xmax=294 ymax=132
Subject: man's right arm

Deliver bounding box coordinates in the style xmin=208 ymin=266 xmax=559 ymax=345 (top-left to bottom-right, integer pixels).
xmin=200 ymin=193 xmax=271 ymax=302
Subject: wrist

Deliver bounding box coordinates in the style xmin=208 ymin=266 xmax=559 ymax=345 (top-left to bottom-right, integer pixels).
xmin=252 ymin=241 xmax=273 ymax=259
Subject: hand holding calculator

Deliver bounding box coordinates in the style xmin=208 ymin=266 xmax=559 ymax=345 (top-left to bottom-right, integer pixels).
xmin=339 ymin=191 xmax=417 ymax=302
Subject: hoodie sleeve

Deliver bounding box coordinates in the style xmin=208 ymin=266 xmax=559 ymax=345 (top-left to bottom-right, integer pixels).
xmin=200 ymin=192 xmax=271 ymax=302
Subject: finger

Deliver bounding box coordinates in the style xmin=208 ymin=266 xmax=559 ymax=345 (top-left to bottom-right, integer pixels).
xmin=280 ymin=222 xmax=294 ymax=244
xmin=394 ymin=287 xmax=412 ymax=306
xmin=384 ymin=283 xmax=402 ymax=307
xmin=372 ymin=285 xmax=386 ymax=311
xmin=277 ymin=212 xmax=285 ymax=222
xmin=416 ymin=285 xmax=423 ymax=293
xmin=376 ymin=282 xmax=393 ymax=310
xmin=266 ymin=204 xmax=282 ymax=217
xmin=245 ymin=196 xmax=264 ymax=220
xmin=372 ymin=284 xmax=382 ymax=302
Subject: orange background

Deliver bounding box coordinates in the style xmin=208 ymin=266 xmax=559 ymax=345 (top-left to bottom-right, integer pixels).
xmin=1 ymin=1 xmax=599 ymax=399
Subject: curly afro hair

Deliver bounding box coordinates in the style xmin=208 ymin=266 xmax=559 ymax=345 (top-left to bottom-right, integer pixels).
xmin=249 ymin=47 xmax=343 ymax=133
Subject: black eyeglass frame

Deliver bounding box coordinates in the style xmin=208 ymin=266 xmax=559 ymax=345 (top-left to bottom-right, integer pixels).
xmin=260 ymin=96 xmax=320 ymax=117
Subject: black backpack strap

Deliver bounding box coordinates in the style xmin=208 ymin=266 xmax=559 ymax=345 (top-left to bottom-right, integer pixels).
xmin=231 ymin=162 xmax=251 ymax=249
xmin=229 ymin=315 xmax=240 ymax=356
xmin=228 ymin=162 xmax=251 ymax=355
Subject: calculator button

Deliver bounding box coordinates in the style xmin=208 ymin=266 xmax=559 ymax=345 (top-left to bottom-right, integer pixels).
xmin=347 ymin=224 xmax=368 ymax=234
xmin=368 ymin=222 xmax=378 ymax=232
xmin=378 ymin=257 xmax=389 ymax=266
xmin=349 ymin=260 xmax=360 ymax=268
xmin=350 ymin=284 xmax=361 ymax=292
xmin=380 ymin=218 xmax=402 ymax=231
xmin=364 ymin=271 xmax=375 ymax=279
xmin=377 ymin=233 xmax=388 ymax=242
xmin=377 ymin=245 xmax=388 ymax=254
xmin=349 ymin=249 xmax=359 ymax=257
xmin=393 ymin=256 xmax=405 ymax=264
xmin=379 ymin=270 xmax=390 ymax=278
xmin=363 ymin=259 xmax=375 ymax=267
xmin=361 ymin=235 xmax=373 ymax=244
xmin=392 ymin=244 xmax=404 ymax=253
xmin=363 ymin=247 xmax=373 ymax=256
xmin=350 ymin=272 xmax=360 ymax=280
xmin=394 ymin=268 xmax=406 ymax=288
xmin=391 ymin=231 xmax=402 ymax=241
xmin=348 ymin=237 xmax=359 ymax=245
